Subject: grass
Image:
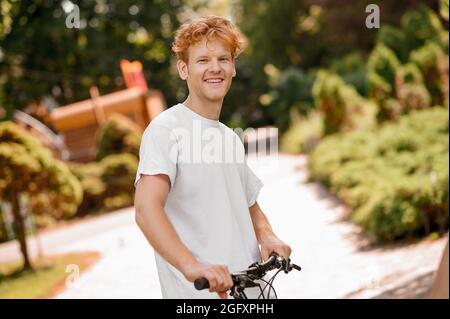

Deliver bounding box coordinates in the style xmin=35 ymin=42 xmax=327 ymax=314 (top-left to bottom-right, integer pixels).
xmin=0 ymin=251 xmax=100 ymax=298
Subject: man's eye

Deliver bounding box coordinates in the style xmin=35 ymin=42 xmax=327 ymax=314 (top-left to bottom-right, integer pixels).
xmin=220 ymin=58 xmax=230 ymax=61
xmin=198 ymin=59 xmax=207 ymax=63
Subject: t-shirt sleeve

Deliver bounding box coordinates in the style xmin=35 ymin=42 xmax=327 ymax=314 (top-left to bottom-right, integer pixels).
xmin=244 ymin=161 xmax=264 ymax=207
xmin=134 ymin=123 xmax=178 ymax=188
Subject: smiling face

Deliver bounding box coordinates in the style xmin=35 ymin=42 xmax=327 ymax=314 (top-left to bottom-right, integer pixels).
xmin=177 ymin=38 xmax=236 ymax=103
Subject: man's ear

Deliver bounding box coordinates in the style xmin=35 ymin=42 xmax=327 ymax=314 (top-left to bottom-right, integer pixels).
xmin=177 ymin=59 xmax=188 ymax=80
xmin=232 ymin=58 xmax=237 ymax=77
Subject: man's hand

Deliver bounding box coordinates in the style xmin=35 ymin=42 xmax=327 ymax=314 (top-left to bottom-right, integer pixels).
xmin=181 ymin=261 xmax=233 ymax=299
xmin=260 ymin=238 xmax=292 ymax=261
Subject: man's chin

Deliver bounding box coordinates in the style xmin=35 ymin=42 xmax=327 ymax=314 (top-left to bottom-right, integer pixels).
xmin=204 ymin=93 xmax=227 ymax=102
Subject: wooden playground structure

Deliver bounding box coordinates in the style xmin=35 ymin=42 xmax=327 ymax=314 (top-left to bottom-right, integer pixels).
xmin=14 ymin=60 xmax=165 ymax=162
xmin=48 ymin=87 xmax=165 ymax=162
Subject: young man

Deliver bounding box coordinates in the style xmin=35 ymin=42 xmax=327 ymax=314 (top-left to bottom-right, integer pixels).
xmin=134 ymin=16 xmax=291 ymax=299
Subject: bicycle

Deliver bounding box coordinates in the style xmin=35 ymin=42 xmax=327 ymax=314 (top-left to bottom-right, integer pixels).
xmin=194 ymin=252 xmax=301 ymax=299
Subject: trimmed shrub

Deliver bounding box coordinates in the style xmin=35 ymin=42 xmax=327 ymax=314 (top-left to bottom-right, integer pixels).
xmin=367 ymin=44 xmax=401 ymax=121
xmin=330 ymin=52 xmax=368 ymax=96
xmin=101 ymin=153 xmax=138 ymax=210
xmin=67 ymin=161 xmax=106 ymax=216
xmin=68 ymin=152 xmax=138 ymax=214
xmin=396 ymin=63 xmax=431 ymax=113
xmin=265 ymin=67 xmax=316 ymax=131
xmin=96 ymin=113 xmax=142 ymax=161
xmin=309 ymin=108 xmax=449 ymax=242
xmin=410 ymin=42 xmax=449 ymax=107
xmin=313 ymin=71 xmax=378 ymax=135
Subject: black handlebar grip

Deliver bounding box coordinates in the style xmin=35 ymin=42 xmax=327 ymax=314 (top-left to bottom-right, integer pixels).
xmin=194 ymin=277 xmax=210 ymax=290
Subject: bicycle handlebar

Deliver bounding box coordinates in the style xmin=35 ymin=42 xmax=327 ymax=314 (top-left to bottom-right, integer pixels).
xmin=194 ymin=252 xmax=300 ymax=291
xmin=194 ymin=277 xmax=210 ymax=290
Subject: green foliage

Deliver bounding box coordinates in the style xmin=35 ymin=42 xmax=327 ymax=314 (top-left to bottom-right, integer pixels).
xmin=280 ymin=109 xmax=323 ymax=154
xmin=368 ymin=4 xmax=449 ymax=120
xmin=330 ymin=52 xmax=368 ymax=96
xmin=312 ymin=71 xmax=378 ymax=135
xmin=367 ymin=44 xmax=401 ymax=100
xmin=264 ymin=67 xmax=316 ymax=131
xmin=0 ymin=121 xmax=82 ymax=265
xmin=395 ymin=63 xmax=432 ymax=114
xmin=67 ymin=161 xmax=105 ymax=216
xmin=0 ymin=0 xmax=183 ymax=119
xmin=376 ymin=25 xmax=410 ymax=63
xmin=68 ymin=152 xmax=138 ymax=215
xmin=401 ymin=4 xmax=448 ymax=52
xmin=440 ymin=0 xmax=449 ymax=20
xmin=310 ymin=108 xmax=449 ymax=242
xmin=410 ymin=41 xmax=449 ymax=107
xmin=95 ymin=113 xmax=142 ymax=161
xmin=101 ymin=153 xmax=138 ymax=210
xmin=0 ymin=121 xmax=82 ymax=217
xmin=375 ymin=3 xmax=450 ymax=68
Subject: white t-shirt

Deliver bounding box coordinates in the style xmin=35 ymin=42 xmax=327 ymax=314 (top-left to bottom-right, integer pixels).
xmin=134 ymin=103 xmax=264 ymax=298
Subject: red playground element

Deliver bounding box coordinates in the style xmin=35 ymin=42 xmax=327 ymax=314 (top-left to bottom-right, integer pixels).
xmin=120 ymin=59 xmax=149 ymax=91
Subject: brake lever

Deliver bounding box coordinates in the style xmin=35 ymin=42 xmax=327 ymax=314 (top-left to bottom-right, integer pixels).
xmin=290 ymin=263 xmax=302 ymax=271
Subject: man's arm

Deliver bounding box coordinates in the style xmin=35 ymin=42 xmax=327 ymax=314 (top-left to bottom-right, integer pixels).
xmin=134 ymin=174 xmax=233 ymax=298
xmin=249 ymin=201 xmax=292 ymax=261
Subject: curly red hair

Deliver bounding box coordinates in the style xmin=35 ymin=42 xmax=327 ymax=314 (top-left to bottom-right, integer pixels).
xmin=172 ymin=16 xmax=247 ymax=62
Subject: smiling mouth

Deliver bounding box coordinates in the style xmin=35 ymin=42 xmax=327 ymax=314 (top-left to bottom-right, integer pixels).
xmin=204 ymin=78 xmax=224 ymax=83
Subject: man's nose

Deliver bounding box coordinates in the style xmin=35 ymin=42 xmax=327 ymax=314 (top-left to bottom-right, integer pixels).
xmin=208 ymin=59 xmax=221 ymax=72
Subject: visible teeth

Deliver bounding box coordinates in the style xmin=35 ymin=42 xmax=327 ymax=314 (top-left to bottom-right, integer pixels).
xmin=205 ymin=79 xmax=222 ymax=83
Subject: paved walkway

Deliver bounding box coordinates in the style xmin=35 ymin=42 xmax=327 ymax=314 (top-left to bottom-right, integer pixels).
xmin=1 ymin=154 xmax=447 ymax=298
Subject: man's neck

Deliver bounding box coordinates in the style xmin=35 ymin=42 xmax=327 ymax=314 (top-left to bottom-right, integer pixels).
xmin=183 ymin=95 xmax=222 ymax=121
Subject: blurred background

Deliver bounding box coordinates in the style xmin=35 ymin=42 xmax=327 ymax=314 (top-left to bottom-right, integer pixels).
xmin=0 ymin=0 xmax=448 ymax=299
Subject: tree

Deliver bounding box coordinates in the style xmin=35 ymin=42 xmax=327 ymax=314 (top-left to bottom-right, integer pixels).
xmin=0 ymin=0 xmax=183 ymax=120
xmin=0 ymin=121 xmax=82 ymax=270
xmin=232 ymin=0 xmax=440 ymax=127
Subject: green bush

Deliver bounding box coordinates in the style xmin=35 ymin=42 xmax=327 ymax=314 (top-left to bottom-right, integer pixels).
xmin=410 ymin=42 xmax=449 ymax=107
xmin=0 ymin=121 xmax=82 ymax=266
xmin=0 ymin=122 xmax=83 ymax=219
xmin=330 ymin=52 xmax=368 ymax=96
xmin=368 ymin=4 xmax=449 ymax=122
xmin=67 ymin=162 xmax=106 ymax=216
xmin=68 ymin=152 xmax=138 ymax=214
xmin=264 ymin=67 xmax=316 ymax=131
xmin=396 ymin=63 xmax=431 ymax=114
xmin=309 ymin=108 xmax=449 ymax=242
xmin=101 ymin=153 xmax=138 ymax=210
xmin=401 ymin=4 xmax=448 ymax=52
xmin=312 ymin=71 xmax=377 ymax=135
xmin=376 ymin=25 xmax=410 ymax=63
xmin=95 ymin=113 xmax=142 ymax=161
xmin=440 ymin=0 xmax=449 ymax=21
xmin=368 ymin=44 xmax=401 ymax=96
xmin=280 ymin=109 xmax=324 ymax=154
xmin=367 ymin=44 xmax=401 ymax=121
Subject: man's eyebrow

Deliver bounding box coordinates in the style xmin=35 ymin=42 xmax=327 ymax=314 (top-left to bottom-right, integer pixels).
xmin=195 ymin=55 xmax=209 ymax=60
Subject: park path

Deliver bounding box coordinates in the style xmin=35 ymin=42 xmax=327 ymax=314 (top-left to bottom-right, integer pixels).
xmin=1 ymin=154 xmax=446 ymax=298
